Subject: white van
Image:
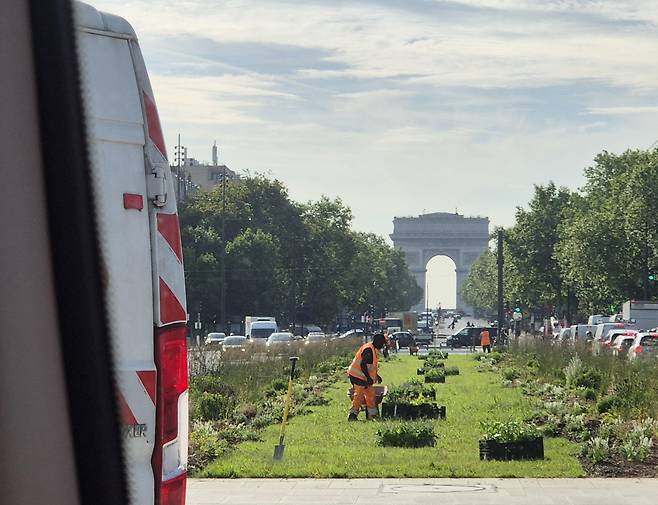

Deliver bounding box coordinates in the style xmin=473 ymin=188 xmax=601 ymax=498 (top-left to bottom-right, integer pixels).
xmin=77 ymin=3 xmax=188 ymax=504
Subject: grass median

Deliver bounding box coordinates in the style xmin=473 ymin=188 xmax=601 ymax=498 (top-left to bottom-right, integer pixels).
xmin=199 ymin=354 xmax=583 ymax=478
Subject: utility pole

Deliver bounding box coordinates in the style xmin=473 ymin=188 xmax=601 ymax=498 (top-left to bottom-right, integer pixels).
xmin=497 ymin=229 xmax=505 ymax=343
xmin=174 ymin=134 xmax=186 ymax=203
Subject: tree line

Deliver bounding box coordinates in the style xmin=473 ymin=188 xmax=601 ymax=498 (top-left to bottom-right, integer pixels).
xmin=180 ymin=175 xmax=422 ymax=330
xmin=461 ymin=148 xmax=658 ymax=321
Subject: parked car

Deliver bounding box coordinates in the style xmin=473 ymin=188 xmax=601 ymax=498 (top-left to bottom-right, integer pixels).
xmin=305 ymin=332 xmax=327 ymax=345
xmin=221 ymin=336 xmax=248 ymax=350
xmin=611 ymin=334 xmax=637 ymax=358
xmin=570 ymin=324 xmax=597 ymax=342
xmin=391 ymin=331 xmax=417 ymax=350
xmin=447 ymin=326 xmax=498 ymax=348
xmin=266 ymin=332 xmax=294 ymax=347
xmin=628 ymin=332 xmax=658 ymax=361
xmin=338 ymin=329 xmax=364 ymax=339
xmin=594 ymin=329 xmax=637 ymax=355
xmin=557 ymin=327 xmax=571 ymax=341
xmin=205 ymin=332 xmax=226 ymax=345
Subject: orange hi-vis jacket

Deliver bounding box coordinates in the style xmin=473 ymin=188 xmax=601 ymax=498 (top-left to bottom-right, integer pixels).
xmin=480 ymin=330 xmax=491 ymax=346
xmin=348 ymin=342 xmax=379 ymax=383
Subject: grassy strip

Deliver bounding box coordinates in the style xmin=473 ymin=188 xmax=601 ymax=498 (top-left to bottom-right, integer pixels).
xmin=199 ymin=354 xmax=583 ymax=478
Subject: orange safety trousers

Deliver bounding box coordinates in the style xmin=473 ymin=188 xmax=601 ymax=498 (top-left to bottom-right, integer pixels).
xmin=350 ymin=384 xmax=378 ymax=417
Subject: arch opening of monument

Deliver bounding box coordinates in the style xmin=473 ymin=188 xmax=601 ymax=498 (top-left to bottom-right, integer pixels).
xmin=425 ymin=255 xmax=456 ymax=311
xmin=390 ymin=212 xmax=489 ymax=314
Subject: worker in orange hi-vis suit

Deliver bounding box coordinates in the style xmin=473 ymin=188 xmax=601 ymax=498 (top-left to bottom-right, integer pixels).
xmin=480 ymin=328 xmax=491 ymax=353
xmin=347 ymin=333 xmax=386 ymax=421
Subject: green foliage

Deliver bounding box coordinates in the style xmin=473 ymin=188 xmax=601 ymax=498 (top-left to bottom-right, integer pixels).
xmin=563 ymin=355 xmax=584 ymax=387
xmin=574 ymin=369 xmax=603 ymax=390
xmin=481 ymin=419 xmax=541 ymax=443
xmin=582 ymin=437 xmax=610 ymax=464
xmin=197 ymin=392 xmax=236 ymax=421
xmin=188 ymin=421 xmax=230 ymax=471
xmin=376 ymin=421 xmax=437 ymax=448
xmin=444 ymin=366 xmax=460 ymax=376
xmin=424 ymin=368 xmax=446 ymax=382
xmin=180 ymin=175 xmax=421 ymax=327
xmin=386 ymin=379 xmax=436 ymax=405
xmin=501 ymin=368 xmax=522 ymax=381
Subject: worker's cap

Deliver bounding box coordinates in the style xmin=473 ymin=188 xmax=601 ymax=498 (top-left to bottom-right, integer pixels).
xmin=372 ymin=333 xmax=386 ymax=348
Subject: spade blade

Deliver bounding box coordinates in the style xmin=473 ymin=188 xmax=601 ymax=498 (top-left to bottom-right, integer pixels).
xmin=273 ymin=444 xmax=285 ymax=460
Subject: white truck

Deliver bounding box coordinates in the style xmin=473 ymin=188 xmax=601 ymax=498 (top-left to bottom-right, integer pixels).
xmin=245 ymin=316 xmax=278 ymax=340
xmin=77 ymin=3 xmax=188 ymax=504
xmin=622 ymin=300 xmax=658 ymax=331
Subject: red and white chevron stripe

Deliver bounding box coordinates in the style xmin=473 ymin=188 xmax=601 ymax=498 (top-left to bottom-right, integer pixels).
xmin=156 ymin=212 xmax=186 ymax=325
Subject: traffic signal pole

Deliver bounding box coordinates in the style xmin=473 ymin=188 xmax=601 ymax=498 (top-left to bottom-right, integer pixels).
xmin=497 ymin=230 xmax=505 ymax=343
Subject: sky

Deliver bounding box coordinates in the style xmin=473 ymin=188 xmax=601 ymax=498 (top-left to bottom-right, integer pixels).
xmin=89 ymin=0 xmax=658 ymax=308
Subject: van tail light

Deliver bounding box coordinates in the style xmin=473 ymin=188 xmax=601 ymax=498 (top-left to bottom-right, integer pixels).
xmin=153 ymin=324 xmax=188 ymax=505
xmin=635 ymin=345 xmax=644 ymax=354
xmin=160 ymin=472 xmax=186 ymax=505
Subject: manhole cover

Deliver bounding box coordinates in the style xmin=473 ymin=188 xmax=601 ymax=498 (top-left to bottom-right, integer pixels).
xmin=382 ymin=484 xmax=493 ymax=494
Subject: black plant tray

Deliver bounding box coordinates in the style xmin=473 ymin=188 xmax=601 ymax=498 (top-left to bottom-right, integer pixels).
xmin=479 ymin=437 xmax=544 ymax=461
xmin=417 ymin=368 xmax=425 ymax=375
xmin=382 ymin=402 xmax=446 ymax=420
xmin=424 ymin=375 xmax=445 ymax=383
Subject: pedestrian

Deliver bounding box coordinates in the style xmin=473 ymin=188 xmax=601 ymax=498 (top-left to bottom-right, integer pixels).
xmin=480 ymin=328 xmax=491 ymax=353
xmin=347 ymin=333 xmax=386 ymax=421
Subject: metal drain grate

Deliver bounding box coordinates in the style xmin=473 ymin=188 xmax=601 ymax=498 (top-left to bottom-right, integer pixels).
xmin=382 ymin=484 xmax=494 ymax=494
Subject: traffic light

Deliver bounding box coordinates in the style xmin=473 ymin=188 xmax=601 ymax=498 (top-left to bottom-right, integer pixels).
xmin=514 ymin=299 xmax=522 ymax=314
xmin=649 ymin=272 xmax=656 ymax=281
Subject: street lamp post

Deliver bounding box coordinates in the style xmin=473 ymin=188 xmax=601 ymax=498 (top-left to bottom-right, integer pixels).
xmin=220 ymin=162 xmax=227 ymax=333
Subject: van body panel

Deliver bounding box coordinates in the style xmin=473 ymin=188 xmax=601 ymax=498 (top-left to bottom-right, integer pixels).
xmin=78 ymin=28 xmax=157 ymax=505
xmin=77 ymin=2 xmax=188 ymax=503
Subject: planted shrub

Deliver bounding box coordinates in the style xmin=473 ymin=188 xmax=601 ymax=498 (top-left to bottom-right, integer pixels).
xmin=444 ymin=366 xmax=460 ymax=376
xmin=583 ymin=437 xmax=610 ymax=464
xmin=575 ymin=368 xmax=603 ymax=390
xmin=217 ymin=424 xmax=261 ymax=444
xmin=502 ymin=368 xmax=521 ymax=381
xmin=580 ymin=388 xmax=597 ymax=401
xmin=620 ymin=434 xmax=654 ymax=462
xmin=377 ymin=421 xmax=436 ymax=447
xmin=198 ymin=392 xmax=236 ymax=421
xmin=188 ymin=420 xmax=229 ymax=471
xmin=420 ymin=351 xmax=448 ymax=361
xmin=424 ymin=368 xmax=446 ymax=383
xmin=386 ymin=380 xmax=436 ymax=405
xmin=481 ymin=420 xmax=541 ymax=443
xmin=597 ymin=395 xmax=620 ymax=414
xmin=564 ymin=355 xmax=584 ymax=387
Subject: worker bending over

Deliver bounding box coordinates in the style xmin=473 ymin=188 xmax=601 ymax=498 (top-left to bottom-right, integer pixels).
xmin=348 ymin=333 xmax=386 ymax=421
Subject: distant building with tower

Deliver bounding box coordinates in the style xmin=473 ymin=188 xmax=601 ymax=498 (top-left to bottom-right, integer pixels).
xmin=171 ymin=141 xmax=239 ymax=200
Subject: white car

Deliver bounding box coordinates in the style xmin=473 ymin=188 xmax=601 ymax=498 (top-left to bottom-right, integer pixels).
xmin=221 ymin=336 xmax=248 ymax=351
xmin=205 ymin=332 xmax=226 ymax=345
xmin=305 ymin=332 xmax=327 ymax=344
xmin=266 ymin=332 xmax=294 ymax=347
xmin=611 ymin=334 xmax=637 ymax=358
xmin=594 ymin=329 xmax=636 ymax=355
xmin=628 ymin=332 xmax=658 ymax=361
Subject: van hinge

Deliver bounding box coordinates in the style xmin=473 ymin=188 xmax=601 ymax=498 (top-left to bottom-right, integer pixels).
xmin=148 ymin=163 xmax=167 ymax=207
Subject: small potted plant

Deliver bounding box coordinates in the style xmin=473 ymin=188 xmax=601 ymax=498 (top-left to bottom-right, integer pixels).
xmin=479 ymin=420 xmax=544 ymax=461
xmin=377 ymin=421 xmax=436 ymax=447
xmin=381 ymin=380 xmax=446 ymax=420
xmin=424 ymin=368 xmax=446 ymax=384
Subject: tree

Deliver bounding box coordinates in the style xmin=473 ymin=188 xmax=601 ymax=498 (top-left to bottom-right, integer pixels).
xmin=505 ymin=183 xmax=572 ymax=314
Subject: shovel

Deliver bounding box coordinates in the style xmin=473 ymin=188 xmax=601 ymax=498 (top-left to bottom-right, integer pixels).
xmin=273 ymin=356 xmax=299 ymax=460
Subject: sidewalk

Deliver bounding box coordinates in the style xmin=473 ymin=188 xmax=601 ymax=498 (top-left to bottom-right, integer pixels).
xmin=187 ymin=478 xmax=658 ymax=505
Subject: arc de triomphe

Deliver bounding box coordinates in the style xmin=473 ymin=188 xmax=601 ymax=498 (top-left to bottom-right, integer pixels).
xmin=390 ymin=212 xmax=489 ymax=312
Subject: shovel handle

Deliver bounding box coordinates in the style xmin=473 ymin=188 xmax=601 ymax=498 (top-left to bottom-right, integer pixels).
xmin=278 ymin=357 xmax=299 ymax=442
xmin=288 ymin=356 xmax=299 ymax=379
